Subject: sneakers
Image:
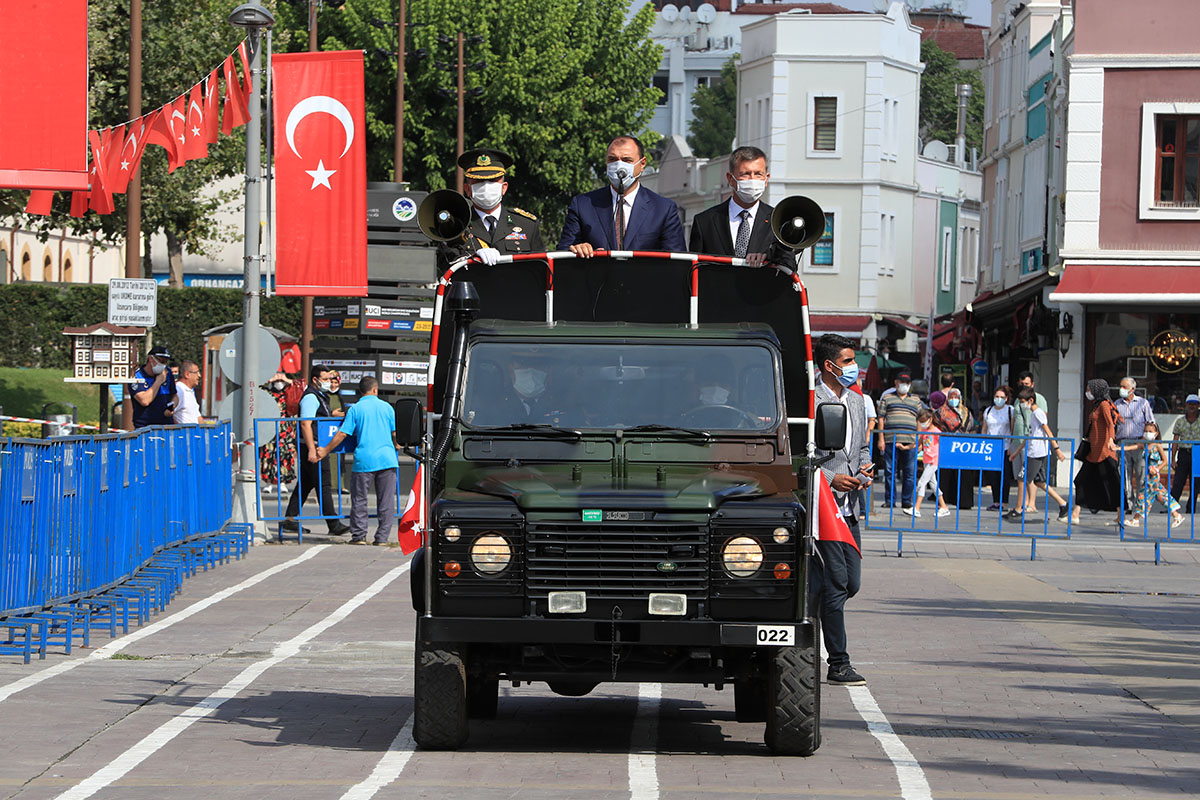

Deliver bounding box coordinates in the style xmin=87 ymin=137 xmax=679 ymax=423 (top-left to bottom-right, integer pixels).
xmin=1057 ymin=506 xmax=1070 ymax=522
xmin=902 ymin=507 xmax=920 ymax=518
xmin=986 ymin=503 xmax=1000 ymax=511
xmin=936 ymin=507 xmax=951 ymax=518
xmin=827 ymin=664 xmax=867 ymax=685
xmin=327 ymin=523 xmax=351 ymax=536
xmin=347 ymin=538 xmax=369 ymax=546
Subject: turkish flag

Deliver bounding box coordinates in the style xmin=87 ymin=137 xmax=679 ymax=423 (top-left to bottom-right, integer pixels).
xmin=109 ymin=112 xmax=156 ymax=194
xmin=222 ymin=54 xmax=249 ymax=134
xmin=817 ymin=472 xmax=861 ymax=556
xmin=397 ymin=466 xmax=425 ymax=554
xmin=273 ymin=50 xmax=367 ymax=296
xmin=182 ymin=84 xmax=208 ymax=161
xmin=69 ymin=188 xmax=89 ymax=217
xmin=25 ymin=190 xmax=54 ymax=215
xmin=88 ymin=129 xmax=115 ymax=214
xmin=203 ymin=69 xmax=222 ymax=144
xmin=146 ymin=97 xmax=186 ymax=172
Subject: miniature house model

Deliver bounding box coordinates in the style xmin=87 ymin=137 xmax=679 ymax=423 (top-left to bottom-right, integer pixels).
xmin=62 ymin=323 xmax=146 ymax=383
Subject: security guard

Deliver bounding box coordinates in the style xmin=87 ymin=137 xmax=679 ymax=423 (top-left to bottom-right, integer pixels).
xmin=444 ymin=148 xmax=544 ymax=265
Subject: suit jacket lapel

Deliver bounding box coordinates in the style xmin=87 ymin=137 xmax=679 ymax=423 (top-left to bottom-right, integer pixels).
xmin=748 ymin=202 xmax=774 ymax=253
xmin=591 ymin=190 xmax=615 ymax=249
xmin=621 ymin=188 xmax=648 ymax=249
xmin=717 ymin=199 xmax=736 ymax=255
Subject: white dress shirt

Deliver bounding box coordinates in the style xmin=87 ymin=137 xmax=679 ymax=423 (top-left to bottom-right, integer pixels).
xmin=611 ymin=183 xmax=640 ymax=239
xmin=475 ymin=206 xmax=503 ymax=233
xmin=728 ymin=199 xmax=760 ymax=247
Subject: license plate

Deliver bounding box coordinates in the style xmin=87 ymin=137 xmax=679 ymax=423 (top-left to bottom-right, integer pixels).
xmin=755 ymin=625 xmax=795 ymax=646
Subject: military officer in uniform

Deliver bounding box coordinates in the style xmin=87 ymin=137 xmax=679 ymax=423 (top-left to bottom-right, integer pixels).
xmin=443 ymin=148 xmax=544 ymax=265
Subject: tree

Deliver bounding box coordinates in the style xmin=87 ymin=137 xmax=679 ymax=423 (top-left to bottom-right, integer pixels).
xmin=0 ymin=0 xmax=250 ymax=278
xmin=686 ymin=56 xmax=738 ymax=159
xmin=277 ymin=0 xmax=663 ymax=236
xmin=918 ymin=39 xmax=984 ymax=155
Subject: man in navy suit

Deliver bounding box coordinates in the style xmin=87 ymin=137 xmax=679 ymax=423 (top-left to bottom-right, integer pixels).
xmin=557 ymin=135 xmax=686 ymax=256
xmin=687 ymin=145 xmax=795 ymax=269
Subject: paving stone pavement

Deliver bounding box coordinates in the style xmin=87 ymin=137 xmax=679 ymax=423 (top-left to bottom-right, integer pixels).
xmin=1 ymin=526 xmax=1199 ymax=799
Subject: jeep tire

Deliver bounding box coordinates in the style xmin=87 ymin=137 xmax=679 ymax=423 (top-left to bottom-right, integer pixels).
xmin=413 ymin=639 xmax=469 ymax=750
xmin=764 ymin=628 xmax=821 ymax=755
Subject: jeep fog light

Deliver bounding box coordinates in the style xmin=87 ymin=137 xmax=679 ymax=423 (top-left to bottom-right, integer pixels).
xmin=648 ymin=593 xmax=687 ymax=616
xmin=772 ymin=526 xmax=791 ymax=544
xmin=722 ymin=536 xmax=763 ymax=577
xmin=548 ymin=591 xmax=587 ymax=614
xmin=443 ymin=526 xmax=461 ymax=542
xmin=470 ymin=533 xmax=512 ymax=574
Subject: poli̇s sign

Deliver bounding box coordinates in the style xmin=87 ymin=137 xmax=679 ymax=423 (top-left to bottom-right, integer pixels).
xmin=938 ymin=436 xmax=1004 ymax=471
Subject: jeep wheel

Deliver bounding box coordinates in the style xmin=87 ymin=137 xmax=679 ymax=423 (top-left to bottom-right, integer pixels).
xmin=467 ymin=676 xmax=499 ymax=719
xmin=413 ymin=640 xmax=469 ymax=750
xmin=764 ymin=632 xmax=821 ymax=755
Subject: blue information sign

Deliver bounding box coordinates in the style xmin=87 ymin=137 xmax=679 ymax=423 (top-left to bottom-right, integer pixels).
xmin=317 ymin=419 xmax=355 ymax=454
xmin=938 ymin=436 xmax=1004 ymax=471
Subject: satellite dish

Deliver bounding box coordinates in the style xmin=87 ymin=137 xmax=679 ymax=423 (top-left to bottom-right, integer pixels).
xmin=661 ymin=3 xmax=679 ymax=22
xmin=922 ymin=140 xmax=951 ymax=161
xmin=696 ymin=3 xmax=716 ymax=23
xmin=678 ymin=5 xmax=692 ymax=21
xmin=873 ymin=0 xmax=889 ymax=11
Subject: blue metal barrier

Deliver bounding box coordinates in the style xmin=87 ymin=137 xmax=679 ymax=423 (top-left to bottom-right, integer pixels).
xmin=253 ymin=417 xmax=406 ymax=544
xmin=1118 ymin=439 xmax=1199 ymax=564
xmin=865 ymin=430 xmax=1075 ymax=560
xmin=1 ymin=423 xmax=238 ymax=663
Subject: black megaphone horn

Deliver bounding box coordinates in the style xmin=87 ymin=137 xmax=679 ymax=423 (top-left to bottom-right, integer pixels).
xmin=417 ymin=189 xmax=473 ymax=242
xmin=770 ymin=195 xmax=826 ymax=251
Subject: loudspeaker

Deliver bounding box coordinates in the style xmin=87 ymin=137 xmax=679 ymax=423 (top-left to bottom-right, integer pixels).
xmin=417 ymin=189 xmax=472 ymax=242
xmin=770 ymin=195 xmax=826 ymax=251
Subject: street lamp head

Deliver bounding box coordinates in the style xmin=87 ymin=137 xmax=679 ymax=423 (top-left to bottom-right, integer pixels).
xmin=229 ymin=3 xmax=275 ymax=29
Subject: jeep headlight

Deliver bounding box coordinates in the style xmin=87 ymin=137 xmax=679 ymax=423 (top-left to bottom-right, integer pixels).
xmin=470 ymin=533 xmax=512 ymax=575
xmin=721 ymin=536 xmax=763 ymax=578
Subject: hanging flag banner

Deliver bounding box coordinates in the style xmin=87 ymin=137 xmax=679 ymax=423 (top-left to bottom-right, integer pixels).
xmin=272 ymin=50 xmax=367 ymax=297
xmin=0 ymin=0 xmax=89 ymax=190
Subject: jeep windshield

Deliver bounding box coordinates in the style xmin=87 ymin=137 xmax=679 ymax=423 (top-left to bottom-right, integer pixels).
xmin=460 ymin=341 xmax=780 ymax=432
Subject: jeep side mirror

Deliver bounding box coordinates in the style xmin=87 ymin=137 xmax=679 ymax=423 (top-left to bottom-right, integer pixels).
xmin=394 ymin=398 xmax=424 ymax=447
xmin=814 ymin=402 xmax=848 ymax=452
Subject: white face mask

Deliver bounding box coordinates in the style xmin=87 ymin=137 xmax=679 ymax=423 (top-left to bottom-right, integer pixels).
xmin=319 ymin=380 xmax=333 ymax=393
xmin=1119 ymin=387 xmax=1131 ymax=399
xmin=151 ymin=362 xmax=166 ymax=375
xmin=1085 ymin=391 xmax=1094 ymax=401
xmin=606 ymin=159 xmax=639 ymax=190
xmin=699 ymin=385 xmax=730 ymax=406
xmin=1144 ymin=431 xmax=1157 ymax=440
xmin=513 ymin=368 xmax=546 ymax=398
xmin=271 ymin=381 xmax=286 ymax=391
xmin=733 ymin=178 xmax=766 ymax=205
xmin=469 ymin=180 xmax=503 ymax=211
xmin=993 ymin=396 xmax=1006 ymax=407
xmin=897 ymin=383 xmax=911 ymax=396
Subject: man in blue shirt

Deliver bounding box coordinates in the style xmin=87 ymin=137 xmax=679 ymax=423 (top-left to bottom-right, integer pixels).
xmin=129 ymin=345 xmax=177 ymax=428
xmin=282 ymin=364 xmax=351 ymax=536
xmin=317 ymin=376 xmax=399 ymax=545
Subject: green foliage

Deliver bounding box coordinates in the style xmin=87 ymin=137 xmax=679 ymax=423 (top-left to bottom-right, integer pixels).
xmin=0 ymin=367 xmax=107 ymax=425
xmin=0 ymin=0 xmax=249 ymax=262
xmin=686 ymin=56 xmax=738 ymax=159
xmin=0 ymin=284 xmax=301 ymax=372
xmin=275 ymin=0 xmax=664 ymax=235
xmin=0 ymin=422 xmax=45 ymax=439
xmin=919 ymin=39 xmax=984 ymax=154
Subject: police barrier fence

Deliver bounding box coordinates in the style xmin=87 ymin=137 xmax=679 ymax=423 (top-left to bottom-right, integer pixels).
xmin=1 ymin=423 xmax=237 ymax=662
xmin=865 ymin=430 xmax=1075 ymax=560
xmin=254 ymin=417 xmax=408 ymax=542
xmin=1116 ymin=438 xmax=1200 ymax=564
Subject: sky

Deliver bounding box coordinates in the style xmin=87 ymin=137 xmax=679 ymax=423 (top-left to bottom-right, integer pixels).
xmin=834 ymin=0 xmax=991 ymax=25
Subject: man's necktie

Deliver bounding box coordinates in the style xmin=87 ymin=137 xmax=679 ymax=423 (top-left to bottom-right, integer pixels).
xmin=614 ymin=199 xmax=625 ymax=249
xmin=734 ymin=209 xmax=751 ymax=259
xmin=485 ymin=215 xmax=497 ymax=242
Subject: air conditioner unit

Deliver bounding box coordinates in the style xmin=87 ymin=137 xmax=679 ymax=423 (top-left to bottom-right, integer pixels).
xmin=683 ymin=34 xmax=708 ymax=51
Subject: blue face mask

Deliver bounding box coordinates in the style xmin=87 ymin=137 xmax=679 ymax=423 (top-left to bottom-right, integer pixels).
xmin=829 ymin=360 xmax=859 ymax=388
xmin=948 ymin=397 xmax=960 ymax=408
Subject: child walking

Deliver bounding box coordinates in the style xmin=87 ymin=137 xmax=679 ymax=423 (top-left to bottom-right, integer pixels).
xmin=906 ymin=410 xmax=951 ymax=518
xmin=1129 ymin=420 xmax=1185 ymax=528
xmin=1008 ymin=387 xmax=1068 ymax=520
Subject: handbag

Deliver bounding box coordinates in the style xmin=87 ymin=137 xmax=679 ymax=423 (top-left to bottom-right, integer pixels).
xmin=1074 ymin=439 xmax=1090 ymax=461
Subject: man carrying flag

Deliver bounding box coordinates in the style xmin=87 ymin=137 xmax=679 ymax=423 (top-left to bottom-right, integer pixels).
xmin=812 ymin=333 xmax=873 ymax=686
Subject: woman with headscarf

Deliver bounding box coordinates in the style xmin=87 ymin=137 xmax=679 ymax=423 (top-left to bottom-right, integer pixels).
xmin=933 ymin=386 xmax=977 ymax=509
xmin=1070 ymin=378 xmax=1121 ymax=524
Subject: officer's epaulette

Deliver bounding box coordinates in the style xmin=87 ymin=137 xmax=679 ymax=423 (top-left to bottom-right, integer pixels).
xmin=511 ymin=207 xmax=537 ymax=220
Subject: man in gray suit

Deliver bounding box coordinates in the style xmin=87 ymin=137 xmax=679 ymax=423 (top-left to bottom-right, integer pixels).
xmin=812 ymin=333 xmax=873 ymax=685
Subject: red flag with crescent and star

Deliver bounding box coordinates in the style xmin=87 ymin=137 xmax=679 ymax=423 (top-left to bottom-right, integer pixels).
xmin=146 ymin=97 xmax=186 ymax=172
xmin=203 ymin=69 xmax=222 ymax=144
xmin=222 ymin=54 xmax=249 ymax=135
xmin=816 ymin=472 xmax=861 ymax=556
xmin=272 ymin=50 xmax=367 ymax=296
xmin=109 ymin=111 xmax=157 ymax=194
xmin=182 ymin=84 xmax=209 ymax=161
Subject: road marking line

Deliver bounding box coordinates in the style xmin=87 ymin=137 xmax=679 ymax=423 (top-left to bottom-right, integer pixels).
xmin=821 ymin=641 xmax=932 ymax=800
xmin=53 ymin=558 xmax=412 ymax=800
xmin=339 ymin=714 xmax=415 ymax=800
xmin=0 ymin=546 xmax=330 ymax=705
xmin=628 ymin=682 xmax=661 ymax=800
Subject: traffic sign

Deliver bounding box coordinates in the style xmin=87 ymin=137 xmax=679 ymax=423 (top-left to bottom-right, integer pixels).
xmin=108 ymin=279 xmax=158 ymax=327
xmin=218 ymin=326 xmax=281 ymax=386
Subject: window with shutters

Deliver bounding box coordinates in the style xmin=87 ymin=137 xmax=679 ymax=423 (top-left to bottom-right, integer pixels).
xmin=808 ymin=93 xmax=842 ymax=158
xmin=1139 ymin=103 xmax=1200 ymax=220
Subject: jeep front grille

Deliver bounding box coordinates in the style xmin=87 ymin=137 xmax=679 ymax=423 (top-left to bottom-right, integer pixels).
xmin=525 ymin=523 xmax=708 ymax=600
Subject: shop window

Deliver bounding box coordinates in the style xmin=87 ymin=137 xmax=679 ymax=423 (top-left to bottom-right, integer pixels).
xmin=1089 ymin=311 xmax=1200 ymax=414
xmin=1139 ymin=103 xmax=1200 ymax=220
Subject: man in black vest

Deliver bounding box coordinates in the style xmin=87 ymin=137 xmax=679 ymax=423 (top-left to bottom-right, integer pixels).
xmin=687 ymin=145 xmax=796 ymax=269
xmin=282 ymin=364 xmax=351 ymax=535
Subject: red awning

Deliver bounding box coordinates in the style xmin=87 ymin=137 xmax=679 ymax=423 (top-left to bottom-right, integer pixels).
xmin=1049 ymin=264 xmax=1200 ymax=303
xmin=808 ymin=314 xmax=871 ymax=335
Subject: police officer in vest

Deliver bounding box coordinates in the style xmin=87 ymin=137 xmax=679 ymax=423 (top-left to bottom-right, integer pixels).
xmin=282 ymin=364 xmax=351 ymax=536
xmin=441 ymin=148 xmax=544 ymax=266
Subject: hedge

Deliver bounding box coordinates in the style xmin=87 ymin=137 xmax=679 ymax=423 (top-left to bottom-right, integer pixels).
xmin=1 ymin=421 xmax=44 ymax=439
xmin=0 ymin=284 xmax=302 ymax=370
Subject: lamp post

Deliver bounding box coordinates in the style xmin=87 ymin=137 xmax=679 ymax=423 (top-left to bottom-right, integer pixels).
xmin=229 ymin=2 xmax=275 ymax=537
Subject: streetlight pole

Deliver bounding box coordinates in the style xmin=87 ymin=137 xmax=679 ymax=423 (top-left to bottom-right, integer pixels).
xmin=126 ymin=0 xmax=142 ymax=280
xmin=395 ymin=0 xmax=406 ymax=182
xmin=300 ymin=0 xmax=319 ymax=382
xmin=455 ymin=31 xmax=464 ymax=192
xmin=229 ymin=2 xmax=275 ymax=539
